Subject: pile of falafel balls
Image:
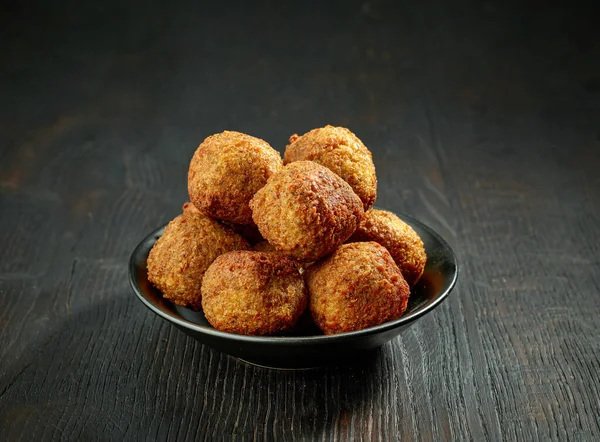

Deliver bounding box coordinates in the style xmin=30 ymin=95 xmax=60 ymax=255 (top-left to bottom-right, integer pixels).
xmin=147 ymin=126 xmax=427 ymax=336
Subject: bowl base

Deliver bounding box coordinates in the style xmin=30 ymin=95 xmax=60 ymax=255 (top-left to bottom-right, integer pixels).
xmin=130 ymin=213 xmax=458 ymax=367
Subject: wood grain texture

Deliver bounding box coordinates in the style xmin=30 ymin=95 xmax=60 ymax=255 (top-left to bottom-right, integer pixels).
xmin=1 ymin=0 xmax=600 ymax=440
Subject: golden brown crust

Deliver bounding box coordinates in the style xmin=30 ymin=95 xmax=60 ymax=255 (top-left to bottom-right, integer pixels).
xmin=306 ymin=242 xmax=410 ymax=335
xmin=188 ymin=131 xmax=283 ymax=225
xmin=147 ymin=211 xmax=250 ymax=310
xmin=201 ymin=251 xmax=308 ymax=335
xmin=284 ymin=125 xmax=377 ymax=210
xmin=348 ymin=209 xmax=426 ymax=286
xmin=250 ymin=161 xmax=364 ymax=261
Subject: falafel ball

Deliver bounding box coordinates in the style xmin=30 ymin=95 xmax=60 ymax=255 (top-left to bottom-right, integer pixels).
xmin=147 ymin=211 xmax=250 ymax=310
xmin=201 ymin=251 xmax=308 ymax=335
xmin=188 ymin=131 xmax=283 ymax=225
xmin=250 ymin=161 xmax=364 ymax=262
xmin=348 ymin=209 xmax=426 ymax=286
xmin=306 ymin=242 xmax=410 ymax=335
xmin=284 ymin=125 xmax=377 ymax=210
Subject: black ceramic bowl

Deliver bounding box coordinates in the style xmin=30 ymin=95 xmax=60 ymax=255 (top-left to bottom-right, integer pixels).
xmin=129 ymin=212 xmax=458 ymax=369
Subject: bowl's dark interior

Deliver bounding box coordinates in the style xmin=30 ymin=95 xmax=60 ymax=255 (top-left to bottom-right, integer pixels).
xmin=130 ymin=212 xmax=458 ymax=339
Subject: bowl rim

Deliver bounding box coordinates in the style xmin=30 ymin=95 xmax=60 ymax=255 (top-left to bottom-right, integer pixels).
xmin=129 ymin=212 xmax=459 ymax=345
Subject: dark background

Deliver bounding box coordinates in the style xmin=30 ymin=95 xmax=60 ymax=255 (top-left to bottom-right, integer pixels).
xmin=1 ymin=0 xmax=599 ymax=440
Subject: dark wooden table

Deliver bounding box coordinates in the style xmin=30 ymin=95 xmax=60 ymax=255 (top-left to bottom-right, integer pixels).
xmin=1 ymin=0 xmax=599 ymax=440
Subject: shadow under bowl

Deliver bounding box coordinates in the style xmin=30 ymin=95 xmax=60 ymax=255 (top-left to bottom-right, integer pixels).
xmin=129 ymin=212 xmax=458 ymax=369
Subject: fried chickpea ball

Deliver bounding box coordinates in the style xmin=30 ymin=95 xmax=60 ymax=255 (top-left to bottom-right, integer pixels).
xmin=147 ymin=211 xmax=250 ymax=310
xmin=201 ymin=251 xmax=308 ymax=335
xmin=188 ymin=131 xmax=283 ymax=225
xmin=284 ymin=125 xmax=377 ymax=210
xmin=306 ymin=242 xmax=410 ymax=335
xmin=250 ymin=161 xmax=364 ymax=262
xmin=348 ymin=209 xmax=426 ymax=286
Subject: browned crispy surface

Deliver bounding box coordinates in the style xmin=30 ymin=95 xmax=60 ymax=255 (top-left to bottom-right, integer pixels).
xmin=284 ymin=125 xmax=377 ymax=210
xmin=188 ymin=131 xmax=283 ymax=225
xmin=201 ymin=251 xmax=308 ymax=335
xmin=147 ymin=211 xmax=250 ymax=310
xmin=348 ymin=209 xmax=426 ymax=286
xmin=250 ymin=161 xmax=364 ymax=261
xmin=306 ymin=242 xmax=410 ymax=335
